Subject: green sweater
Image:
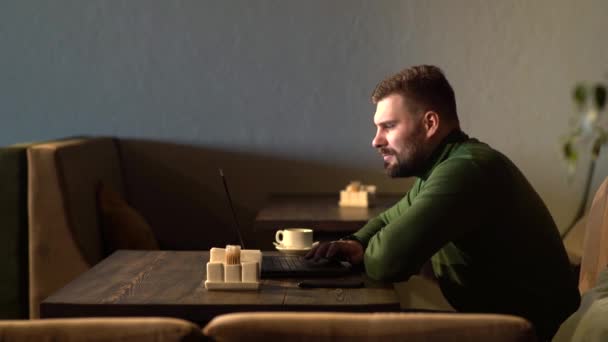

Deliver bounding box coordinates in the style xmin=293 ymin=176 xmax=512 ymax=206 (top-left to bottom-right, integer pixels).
xmin=352 ymin=130 xmax=580 ymax=339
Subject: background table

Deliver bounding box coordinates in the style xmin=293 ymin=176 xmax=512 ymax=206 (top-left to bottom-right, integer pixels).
xmin=254 ymin=193 xmax=402 ymax=246
xmin=41 ymin=250 xmax=400 ymax=325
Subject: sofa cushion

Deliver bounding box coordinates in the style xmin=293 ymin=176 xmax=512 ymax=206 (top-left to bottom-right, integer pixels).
xmin=97 ymin=182 xmax=159 ymax=254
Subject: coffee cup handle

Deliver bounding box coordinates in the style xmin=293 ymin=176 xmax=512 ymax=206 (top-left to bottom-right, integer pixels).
xmin=275 ymin=230 xmax=284 ymax=245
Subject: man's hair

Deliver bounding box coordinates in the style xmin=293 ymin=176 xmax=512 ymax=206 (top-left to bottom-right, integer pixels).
xmin=371 ymin=65 xmax=458 ymax=123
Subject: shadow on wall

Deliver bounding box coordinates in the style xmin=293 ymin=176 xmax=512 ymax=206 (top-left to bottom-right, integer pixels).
xmin=117 ymin=138 xmax=412 ymax=250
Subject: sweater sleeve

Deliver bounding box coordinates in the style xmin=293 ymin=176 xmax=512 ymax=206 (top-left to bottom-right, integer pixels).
xmin=362 ymin=158 xmax=488 ymax=282
xmin=352 ymin=189 xmax=414 ymax=246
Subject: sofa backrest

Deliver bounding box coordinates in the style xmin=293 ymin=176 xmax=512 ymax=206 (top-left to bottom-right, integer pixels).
xmin=203 ymin=312 xmax=537 ymax=342
xmin=27 ymin=137 xmax=125 ymax=318
xmin=116 ymin=139 xmax=238 ymax=250
xmin=0 ymin=317 xmax=204 ymax=341
xmin=579 ymin=176 xmax=608 ymax=294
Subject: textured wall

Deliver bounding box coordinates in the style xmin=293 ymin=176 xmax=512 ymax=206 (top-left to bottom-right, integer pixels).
xmin=1 ymin=0 xmax=607 ymax=232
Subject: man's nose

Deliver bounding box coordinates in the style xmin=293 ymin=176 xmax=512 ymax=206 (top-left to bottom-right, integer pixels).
xmin=372 ymin=131 xmax=386 ymax=149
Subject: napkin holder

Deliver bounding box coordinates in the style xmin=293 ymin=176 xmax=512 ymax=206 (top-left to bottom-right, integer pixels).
xmin=339 ymin=181 xmax=377 ymax=208
xmin=204 ymin=247 xmax=261 ymax=290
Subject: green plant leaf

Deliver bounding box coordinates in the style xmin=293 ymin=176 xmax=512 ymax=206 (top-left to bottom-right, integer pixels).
xmin=573 ymin=83 xmax=587 ymax=110
xmin=563 ymin=140 xmax=578 ymax=162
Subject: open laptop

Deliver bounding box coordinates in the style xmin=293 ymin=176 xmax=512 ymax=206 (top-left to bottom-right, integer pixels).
xmin=261 ymin=253 xmax=353 ymax=278
xmin=219 ymin=169 xmax=353 ymax=278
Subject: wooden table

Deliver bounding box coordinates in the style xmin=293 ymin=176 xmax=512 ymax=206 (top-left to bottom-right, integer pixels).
xmin=41 ymin=250 xmax=400 ymax=324
xmin=254 ymin=194 xmax=401 ymax=243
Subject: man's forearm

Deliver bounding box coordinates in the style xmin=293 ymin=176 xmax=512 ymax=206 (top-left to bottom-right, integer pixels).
xmin=352 ymin=215 xmax=386 ymax=247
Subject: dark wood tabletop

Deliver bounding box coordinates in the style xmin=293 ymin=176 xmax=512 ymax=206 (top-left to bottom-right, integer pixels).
xmin=40 ymin=250 xmax=400 ymax=324
xmin=254 ymin=193 xmax=402 ymax=232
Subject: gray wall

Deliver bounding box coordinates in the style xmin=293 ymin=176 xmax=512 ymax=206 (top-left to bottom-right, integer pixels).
xmin=2 ymin=0 xmax=608 ymax=233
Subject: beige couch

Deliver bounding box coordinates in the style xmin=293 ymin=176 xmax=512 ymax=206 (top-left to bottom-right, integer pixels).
xmin=203 ymin=312 xmax=536 ymax=342
xmin=552 ymin=176 xmax=608 ymax=341
xmin=0 ymin=317 xmax=203 ymax=342
xmin=26 ymin=137 xmax=239 ymax=318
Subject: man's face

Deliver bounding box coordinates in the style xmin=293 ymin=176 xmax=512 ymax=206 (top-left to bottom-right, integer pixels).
xmin=372 ymin=93 xmax=429 ymax=177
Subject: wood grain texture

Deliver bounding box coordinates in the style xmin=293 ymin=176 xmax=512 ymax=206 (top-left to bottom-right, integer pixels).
xmin=41 ymin=250 xmax=399 ymax=324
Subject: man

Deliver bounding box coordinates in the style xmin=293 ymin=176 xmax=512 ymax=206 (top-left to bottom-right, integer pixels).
xmin=306 ymin=65 xmax=580 ymax=340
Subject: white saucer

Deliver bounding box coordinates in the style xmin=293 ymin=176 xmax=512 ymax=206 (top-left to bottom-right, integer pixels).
xmin=274 ymin=244 xmax=312 ymax=255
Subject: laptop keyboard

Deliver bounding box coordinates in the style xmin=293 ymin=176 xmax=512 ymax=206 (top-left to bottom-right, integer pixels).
xmin=261 ymin=255 xmax=352 ymax=278
xmin=263 ymin=255 xmax=308 ymax=272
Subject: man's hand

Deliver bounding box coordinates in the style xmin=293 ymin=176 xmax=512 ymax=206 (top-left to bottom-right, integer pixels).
xmin=304 ymin=240 xmax=364 ymax=265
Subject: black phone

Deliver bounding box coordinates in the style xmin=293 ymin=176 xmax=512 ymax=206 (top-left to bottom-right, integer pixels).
xmin=297 ymin=279 xmax=364 ymax=289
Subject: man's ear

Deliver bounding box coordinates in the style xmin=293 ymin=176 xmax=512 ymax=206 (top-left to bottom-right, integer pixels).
xmin=423 ymin=111 xmax=440 ymax=138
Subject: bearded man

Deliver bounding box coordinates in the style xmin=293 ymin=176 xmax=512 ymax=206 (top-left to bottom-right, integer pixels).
xmin=306 ymin=65 xmax=580 ymax=341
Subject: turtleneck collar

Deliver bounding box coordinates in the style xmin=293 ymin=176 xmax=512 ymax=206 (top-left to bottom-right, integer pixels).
xmin=416 ymin=128 xmax=469 ymax=180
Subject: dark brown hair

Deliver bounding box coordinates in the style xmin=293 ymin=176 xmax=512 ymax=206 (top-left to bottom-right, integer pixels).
xmin=371 ymin=65 xmax=458 ymax=123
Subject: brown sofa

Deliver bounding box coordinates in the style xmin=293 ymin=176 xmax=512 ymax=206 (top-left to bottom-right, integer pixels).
xmin=0 ymin=137 xmax=232 ymax=340
xmin=552 ymin=176 xmax=608 ymax=341
xmin=25 ymin=137 xmax=239 ymax=318
xmin=1 ymin=138 xmax=92 ymax=319
xmin=202 ymin=312 xmax=537 ymax=342
xmin=0 ymin=317 xmax=204 ymax=342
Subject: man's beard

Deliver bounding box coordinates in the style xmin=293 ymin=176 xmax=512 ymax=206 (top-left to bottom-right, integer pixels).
xmin=381 ymin=130 xmax=428 ymax=178
xmin=383 ymin=145 xmax=427 ymax=177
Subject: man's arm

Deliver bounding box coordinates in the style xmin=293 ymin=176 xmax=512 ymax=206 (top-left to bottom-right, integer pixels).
xmin=362 ymin=158 xmax=488 ymax=282
xmin=351 ymin=186 xmax=418 ymax=246
xmin=305 ymin=193 xmax=413 ymax=262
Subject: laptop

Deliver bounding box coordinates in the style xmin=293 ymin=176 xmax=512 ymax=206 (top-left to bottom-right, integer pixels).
xmin=261 ymin=254 xmax=353 ymax=278
xmin=219 ymin=169 xmax=354 ymax=278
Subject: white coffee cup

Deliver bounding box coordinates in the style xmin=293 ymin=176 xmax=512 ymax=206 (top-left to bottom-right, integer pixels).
xmin=275 ymin=228 xmax=313 ymax=249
